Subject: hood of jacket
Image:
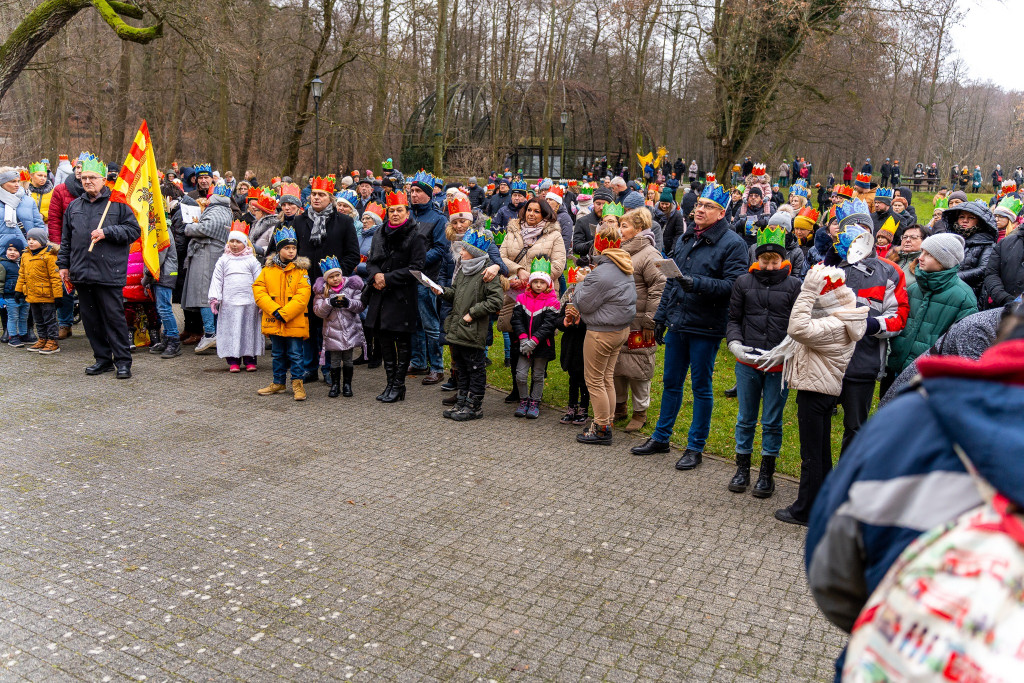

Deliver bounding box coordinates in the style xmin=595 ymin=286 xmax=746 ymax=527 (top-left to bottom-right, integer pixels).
xmin=917 ymin=338 xmax=1024 ymax=508
xmin=914 ymin=265 xmax=960 ymax=293
xmin=63 ymin=174 xmax=84 ymax=199
xmin=596 ymin=247 xmax=634 ymax=275
xmin=270 ymin=253 xmax=311 ymax=271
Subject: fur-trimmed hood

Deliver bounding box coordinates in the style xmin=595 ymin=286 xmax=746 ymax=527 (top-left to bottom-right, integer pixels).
xmin=269 ymin=253 xmax=311 ymax=271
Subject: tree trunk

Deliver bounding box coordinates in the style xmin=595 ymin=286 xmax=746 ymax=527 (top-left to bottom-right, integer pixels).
xmin=370 ymin=0 xmax=391 ymax=163
xmin=164 ymin=41 xmax=186 ymax=166
xmin=111 ymin=40 xmax=132 ymax=162
xmin=432 ymin=0 xmax=448 ymax=174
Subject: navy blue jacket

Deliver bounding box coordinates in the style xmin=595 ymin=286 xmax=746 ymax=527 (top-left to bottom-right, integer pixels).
xmin=411 ymin=201 xmax=450 ymax=281
xmin=653 ymin=217 xmax=749 ymax=337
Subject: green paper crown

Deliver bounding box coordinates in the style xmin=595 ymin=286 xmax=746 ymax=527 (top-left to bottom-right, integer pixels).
xmin=530 ymin=257 xmax=552 ymax=276
xmin=28 ymin=162 xmax=46 ymax=173
xmin=934 ymin=197 xmax=948 ymax=209
xmin=756 ymin=225 xmax=787 ymax=249
xmin=80 ymin=155 xmax=107 ymax=177
xmin=578 ymin=186 xmax=594 ymax=196
xmin=998 ymin=196 xmax=1023 ymax=216
xmin=602 ymin=202 xmax=625 ymax=217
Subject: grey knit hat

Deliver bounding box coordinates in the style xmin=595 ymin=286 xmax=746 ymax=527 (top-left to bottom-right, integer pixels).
xmin=593 ymin=189 xmax=614 ymax=203
xmin=0 ymin=169 xmax=19 ymax=186
xmin=921 ymin=233 xmax=966 ymax=270
xmin=26 ymin=227 xmax=49 ymax=246
xmin=767 ymin=211 xmax=793 ymax=233
xmin=280 ymin=194 xmax=302 ymax=207
xmin=622 ymin=191 xmax=645 ymax=210
xmin=948 ymin=190 xmax=968 ymax=204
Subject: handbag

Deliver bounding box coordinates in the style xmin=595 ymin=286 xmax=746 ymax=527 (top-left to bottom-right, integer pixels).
xmin=626 ymin=328 xmax=656 ymax=350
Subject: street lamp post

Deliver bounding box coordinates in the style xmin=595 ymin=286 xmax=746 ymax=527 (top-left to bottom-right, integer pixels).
xmin=311 ymin=76 xmax=323 ymax=177
xmin=560 ymin=111 xmax=569 ymax=179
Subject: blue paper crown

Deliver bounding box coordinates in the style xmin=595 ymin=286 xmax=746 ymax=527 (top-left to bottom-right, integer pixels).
xmin=790 ymin=185 xmax=809 ymax=199
xmin=77 ymin=152 xmax=94 ymax=162
xmin=835 ymin=198 xmax=871 ymax=228
xmin=319 ymin=255 xmax=341 ymax=273
xmin=411 ymin=169 xmax=436 ymax=187
xmin=462 ymin=228 xmax=493 ymax=253
xmin=335 ymin=190 xmax=358 ymax=206
xmin=212 ymin=185 xmax=231 ymax=197
xmin=700 ymin=183 xmax=730 ymax=210
xmin=509 ymin=180 xmax=529 ymax=192
xmin=794 ymin=179 xmax=809 ymax=188
xmin=274 ymin=226 xmax=297 ymax=244
xmin=835 ymin=225 xmax=869 ymax=260
xmin=875 ymin=187 xmax=894 ymax=200
xmin=195 ymin=163 xmax=213 ymax=176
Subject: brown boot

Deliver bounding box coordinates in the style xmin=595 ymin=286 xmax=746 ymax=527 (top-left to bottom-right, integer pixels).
xmin=613 ymin=402 xmax=628 ymax=421
xmin=292 ymin=379 xmax=307 ymax=401
xmin=257 ymin=382 xmax=287 ymax=396
xmin=58 ymin=326 xmax=72 ymax=339
xmin=625 ymin=410 xmax=647 ymax=433
xmin=26 ymin=339 xmax=47 ymax=352
xmin=39 ymin=339 xmax=60 ymax=355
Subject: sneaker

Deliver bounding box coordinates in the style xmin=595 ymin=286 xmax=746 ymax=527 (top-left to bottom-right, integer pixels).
xmin=7 ymin=336 xmax=24 ymax=348
xmin=513 ymin=399 xmax=529 ymax=418
xmin=26 ymin=339 xmax=46 ymax=352
xmin=194 ymin=334 xmax=217 ymax=354
xmin=525 ymin=399 xmax=540 ymax=419
xmin=38 ymin=340 xmax=60 ymax=355
xmin=572 ymin=406 xmax=589 ymax=426
xmin=245 ymin=364 xmax=257 ymax=372
xmin=559 ymin=405 xmax=577 ymax=425
xmin=229 ymin=364 xmax=241 ymax=373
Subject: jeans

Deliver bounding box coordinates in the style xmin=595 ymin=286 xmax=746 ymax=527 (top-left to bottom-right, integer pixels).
xmin=57 ymin=283 xmax=75 ymax=326
xmin=153 ymin=285 xmax=178 ymax=338
xmin=199 ymin=306 xmax=216 ymax=335
xmin=651 ymin=331 xmax=721 ymax=450
xmin=411 ymin=285 xmax=443 ymax=372
xmin=734 ymin=362 xmax=788 ymax=457
xmin=4 ymin=297 xmax=29 ymax=337
xmin=515 ymin=354 xmax=549 ymax=401
xmin=303 ymin=323 xmax=326 ymax=378
xmin=503 ymin=332 xmax=512 ymax=360
xmin=270 ymin=335 xmax=304 ymax=384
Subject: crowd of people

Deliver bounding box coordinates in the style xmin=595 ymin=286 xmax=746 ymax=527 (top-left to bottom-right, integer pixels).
xmin=4 ymin=149 xmax=1024 ymax=678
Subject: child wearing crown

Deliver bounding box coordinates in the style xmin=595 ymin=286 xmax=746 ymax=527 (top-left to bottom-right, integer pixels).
xmin=253 ymin=227 xmax=312 ymax=399
xmin=431 ymin=229 xmax=504 ymax=420
xmin=312 ymin=255 xmax=365 ymax=398
xmin=510 ymin=257 xmax=562 ymax=419
xmin=208 ymin=225 xmax=263 ymax=372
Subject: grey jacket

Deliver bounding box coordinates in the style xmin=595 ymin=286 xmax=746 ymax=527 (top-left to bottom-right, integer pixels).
xmin=571 ymin=251 xmax=637 ymax=332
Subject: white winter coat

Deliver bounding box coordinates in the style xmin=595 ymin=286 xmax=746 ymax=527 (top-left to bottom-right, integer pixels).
xmin=208 ymin=251 xmax=262 ymax=305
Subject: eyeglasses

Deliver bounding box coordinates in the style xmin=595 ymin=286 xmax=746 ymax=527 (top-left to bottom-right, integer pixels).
xmin=901 ymin=234 xmax=922 ymax=241
xmin=695 ymin=201 xmax=720 ymax=210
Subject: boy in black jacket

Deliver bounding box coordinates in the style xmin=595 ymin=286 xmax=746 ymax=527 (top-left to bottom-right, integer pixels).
xmin=725 ymin=225 xmax=801 ymax=498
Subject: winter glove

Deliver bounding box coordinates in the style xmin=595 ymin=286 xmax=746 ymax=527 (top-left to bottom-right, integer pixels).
xmin=520 ymin=338 xmax=537 ymax=356
xmin=865 ymin=316 xmax=881 ymax=336
xmin=209 ymin=298 xmax=219 ymax=314
xmin=755 ymin=343 xmax=788 ymax=371
xmin=755 ymin=214 xmax=770 ymax=229
xmin=330 ymin=295 xmax=348 ymax=308
xmin=728 ymin=341 xmax=755 ymax=362
xmin=14 ymin=293 xmax=25 ymax=304
xmin=273 ymin=309 xmax=285 ymax=322
xmin=654 ymin=321 xmax=666 ymax=345
xmin=678 ymin=275 xmax=695 ymax=292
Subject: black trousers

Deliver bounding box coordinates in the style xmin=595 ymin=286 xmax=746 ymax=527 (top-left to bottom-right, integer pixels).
xmin=30 ymin=301 xmax=58 ymax=340
xmin=450 ymin=344 xmax=487 ymax=396
xmin=790 ymin=390 xmax=838 ymax=522
xmin=77 ymin=284 xmax=132 ymax=366
xmin=568 ymin=370 xmax=590 ymax=409
xmin=838 ymin=378 xmax=876 ymax=454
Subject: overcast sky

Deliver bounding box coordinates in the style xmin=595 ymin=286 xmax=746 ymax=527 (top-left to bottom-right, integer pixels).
xmin=951 ymin=0 xmax=1024 ymax=91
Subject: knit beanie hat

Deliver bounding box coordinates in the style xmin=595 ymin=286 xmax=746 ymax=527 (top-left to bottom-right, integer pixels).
xmin=921 ymin=233 xmax=966 ymax=270
xmin=622 ymin=191 xmax=645 ymax=210
xmin=26 ymin=227 xmax=48 ymax=246
xmin=659 ymin=187 xmax=675 ymax=203
xmin=593 ymin=188 xmax=614 ymax=203
xmin=0 ymin=169 xmax=19 ymax=185
xmin=3 ymin=238 xmax=21 ymax=255
xmin=948 ymin=190 xmax=968 ymax=204
xmin=747 ymin=186 xmax=763 ymax=197
xmin=767 ymin=211 xmax=793 ymax=233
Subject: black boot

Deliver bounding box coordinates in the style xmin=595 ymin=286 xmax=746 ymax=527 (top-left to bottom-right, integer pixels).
xmin=576 ymin=422 xmax=613 ymax=446
xmin=342 ymin=366 xmax=353 ymax=397
xmin=328 ymin=367 xmax=342 ymax=398
xmin=724 ymin=384 xmax=737 ymax=398
xmin=440 ymin=367 xmax=458 ymax=391
xmin=160 ymin=336 xmax=182 ymax=358
xmin=149 ymin=332 xmax=167 ymax=354
xmin=728 ymin=453 xmax=752 ymax=493
xmin=444 ymin=392 xmax=467 ymax=418
xmin=377 ymin=348 xmax=396 ymax=401
xmin=752 ymin=456 xmax=776 ymax=499
xmin=504 ymin=386 xmax=521 ymax=403
xmin=382 ymin=336 xmax=410 ymax=403
xmin=442 ymin=391 xmax=460 ymax=406
xmin=452 ymin=393 xmax=483 ymax=421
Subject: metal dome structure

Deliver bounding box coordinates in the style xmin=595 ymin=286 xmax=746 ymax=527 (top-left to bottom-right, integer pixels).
xmin=402 ymin=81 xmax=651 ymax=178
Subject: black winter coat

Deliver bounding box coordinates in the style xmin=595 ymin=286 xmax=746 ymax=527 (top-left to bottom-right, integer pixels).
xmin=510 ymin=297 xmax=560 ymax=361
xmin=727 ymin=264 xmax=801 ymax=351
xmin=361 ymin=219 xmax=427 ymax=333
xmin=466 ymin=185 xmax=486 ymax=208
xmin=485 ymin=191 xmax=511 ymax=217
xmin=572 ymin=210 xmax=601 ymax=263
xmin=959 ymin=227 xmax=996 ymax=305
xmin=659 ymin=207 xmax=686 ymax=256
xmin=556 ymin=302 xmax=587 ymax=375
xmin=292 ymin=209 xmax=361 ymax=281
xmin=984 ymin=230 xmax=1024 ymax=308
xmin=57 ymin=188 xmax=141 ymax=287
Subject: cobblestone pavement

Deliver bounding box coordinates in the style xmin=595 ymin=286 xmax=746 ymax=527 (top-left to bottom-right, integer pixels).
xmin=0 ymin=332 xmax=844 ymax=681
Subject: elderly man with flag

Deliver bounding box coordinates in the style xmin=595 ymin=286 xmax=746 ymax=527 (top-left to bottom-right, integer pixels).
xmin=57 ymin=153 xmax=141 ymax=379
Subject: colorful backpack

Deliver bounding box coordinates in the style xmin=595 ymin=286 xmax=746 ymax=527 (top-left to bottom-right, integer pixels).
xmin=843 ymin=448 xmax=1024 ymax=682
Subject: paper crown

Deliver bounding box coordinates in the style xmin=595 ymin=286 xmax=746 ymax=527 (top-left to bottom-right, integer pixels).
xmin=274 ymin=226 xmax=297 ymax=246
xmin=578 ymin=186 xmax=594 ymax=196
xmin=194 ymin=163 xmax=213 ymax=177
xmin=752 ymin=164 xmax=766 ymax=176
xmin=58 ymin=154 xmax=69 ymax=162
xmin=18 ymin=169 xmax=29 ymax=182
xmin=874 ymin=187 xmax=894 ymax=201
xmin=79 ymin=154 xmax=107 ymax=177
xmin=509 ymin=179 xmax=528 ymax=193
xmin=548 ymin=185 xmax=565 ymax=197
xmin=410 ymin=169 xmax=436 ymax=190
xmin=230 ymin=220 xmax=250 ymax=236
xmin=246 ymin=186 xmax=262 ymax=200
xmin=854 ymin=172 xmax=872 ymax=188
xmin=77 ymin=151 xmax=94 ymax=163
xmin=996 ymin=196 xmax=1023 ymax=218
xmin=594 ymin=231 xmax=621 ymax=252
xmin=602 ymin=202 xmax=625 ymax=217
xmin=385 ymin=190 xmax=408 ymax=207
xmin=789 ymin=185 xmax=809 ymax=199
xmin=446 ymin=193 xmax=472 ymax=219
xmin=794 ymin=178 xmax=809 ymax=188
xmin=1002 ymin=179 xmax=1017 ymax=194
xmin=756 ymin=225 xmax=787 ymax=249
xmin=734 ymin=183 xmax=746 ymax=194
xmin=835 ymin=225 xmax=873 ymax=263
xmin=795 ymin=207 xmax=820 ymax=225
xmin=256 ymin=191 xmax=278 ymax=214
xmin=834 ymin=184 xmax=855 ymax=199
xmin=311 ymin=176 xmax=336 ymax=194
xmin=700 ymin=183 xmax=730 ymax=210
xmin=813 ymin=265 xmax=847 ymax=295
xmin=382 ymin=158 xmax=393 ymax=170
xmin=530 ymin=257 xmax=552 ymax=276
xmin=319 ymin=255 xmax=342 ymax=275
xmin=362 ymin=202 xmax=386 ymax=221
xmin=565 ymin=266 xmax=581 ymax=284
xmin=567 ymin=179 xmax=578 ymax=187
xmin=271 ymin=176 xmax=282 ymax=185
xmin=835 ymin=198 xmax=871 ymax=230
xmin=279 ymin=182 xmax=301 ymax=199
xmin=28 ymin=162 xmax=46 ymax=173
xmin=877 ymin=215 xmax=898 ymax=237
xmin=934 ymin=197 xmax=949 ymax=209
xmin=336 ymin=190 xmax=358 ymax=209
xmin=705 ymin=173 xmax=716 ymax=184
xmin=460 ymin=228 xmax=493 ymax=254
xmin=212 ymin=185 xmax=232 ymax=197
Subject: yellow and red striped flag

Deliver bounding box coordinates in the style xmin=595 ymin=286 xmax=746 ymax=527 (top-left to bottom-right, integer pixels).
xmin=111 ymin=120 xmax=170 ymax=280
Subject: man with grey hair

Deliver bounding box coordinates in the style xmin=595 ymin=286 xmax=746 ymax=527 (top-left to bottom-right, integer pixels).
xmin=610 ymin=176 xmax=628 ymax=202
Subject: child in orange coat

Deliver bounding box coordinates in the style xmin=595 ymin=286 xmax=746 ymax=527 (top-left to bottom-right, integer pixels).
xmin=16 ymin=228 xmax=62 ymax=354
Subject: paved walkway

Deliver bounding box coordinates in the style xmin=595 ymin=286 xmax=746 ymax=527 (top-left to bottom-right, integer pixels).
xmin=0 ymin=333 xmax=844 ymax=681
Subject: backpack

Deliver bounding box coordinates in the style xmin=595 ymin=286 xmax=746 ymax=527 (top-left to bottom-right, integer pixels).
xmin=843 ymin=445 xmax=1024 ymax=682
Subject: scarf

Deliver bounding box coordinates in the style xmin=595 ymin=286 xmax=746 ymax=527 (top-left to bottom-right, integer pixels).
xmin=30 ymin=180 xmax=54 ymax=197
xmin=307 ymin=203 xmax=334 ymax=246
xmin=520 ymin=220 xmax=544 ymax=246
xmin=0 ymin=187 xmax=19 ymax=227
xmin=460 ymin=253 xmax=488 ymax=276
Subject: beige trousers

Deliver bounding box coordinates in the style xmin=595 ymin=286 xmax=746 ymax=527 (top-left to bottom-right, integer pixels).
xmin=583 ymin=328 xmax=630 ymax=426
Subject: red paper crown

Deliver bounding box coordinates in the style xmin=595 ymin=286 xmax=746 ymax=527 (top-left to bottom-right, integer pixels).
xmin=752 ymin=164 xmax=766 ymax=176
xmin=835 ymin=185 xmax=855 ymax=199
xmin=567 ymin=180 xmax=578 ymax=187
xmin=486 ymin=184 xmax=495 ymax=191
xmin=820 ymin=272 xmax=846 ymax=295
xmin=279 ymin=183 xmax=301 ymax=198
xmin=385 ymin=191 xmax=409 ymax=207
xmin=58 ymin=154 xmax=69 ymax=161
xmin=364 ymin=202 xmax=385 ymax=220
xmin=446 ymin=193 xmax=472 ymax=217
xmin=311 ymin=176 xmax=335 ymax=194
xmin=246 ymin=187 xmax=262 ymax=200
xmin=256 ymin=193 xmax=278 ymax=215
xmin=1002 ymin=180 xmax=1017 ymax=195
xmin=797 ymin=207 xmax=820 ymax=223
xmin=594 ymin=232 xmax=621 ymax=253
xmin=566 ymin=266 xmax=580 ymax=284
xmin=855 ymin=172 xmax=872 ymax=184
xmin=271 ymin=176 xmax=281 ymax=185
xmin=230 ymin=220 xmax=250 ymax=236
xmin=546 ymin=185 xmax=564 ymax=198
xmin=705 ymin=173 xmax=716 ymax=184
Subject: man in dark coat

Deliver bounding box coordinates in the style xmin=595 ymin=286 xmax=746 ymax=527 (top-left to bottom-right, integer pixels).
xmin=984 ymin=224 xmax=1024 ymax=308
xmin=57 ymin=160 xmax=141 ymax=378
xmin=484 ymin=178 xmax=511 ymax=216
xmin=465 ymin=177 xmax=486 ymax=209
xmin=655 ymin=187 xmax=686 ymax=256
xmin=292 ymin=179 xmax=360 ymax=381
xmin=409 ymin=175 xmax=449 ymax=384
xmin=572 ymin=188 xmax=612 ymax=264
xmin=680 ymin=180 xmax=701 ymax=221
